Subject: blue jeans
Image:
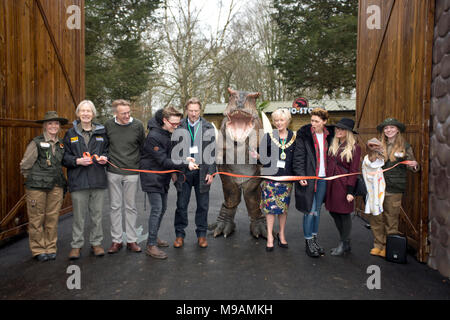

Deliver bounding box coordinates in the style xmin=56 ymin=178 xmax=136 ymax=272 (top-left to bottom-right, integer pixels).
xmin=147 ymin=192 xmax=168 ymax=246
xmin=174 ymin=170 xmax=209 ymax=238
xmin=303 ymin=179 xmax=326 ymax=239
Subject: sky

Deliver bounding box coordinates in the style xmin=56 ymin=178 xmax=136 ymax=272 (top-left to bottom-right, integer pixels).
xmin=179 ymin=0 xmax=244 ymax=32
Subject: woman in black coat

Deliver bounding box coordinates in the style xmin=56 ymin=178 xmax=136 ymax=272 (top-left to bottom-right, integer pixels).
xmin=292 ymin=107 xmax=334 ymax=258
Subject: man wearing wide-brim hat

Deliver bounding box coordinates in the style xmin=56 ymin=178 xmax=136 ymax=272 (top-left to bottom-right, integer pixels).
xmin=20 ymin=111 xmax=68 ymax=262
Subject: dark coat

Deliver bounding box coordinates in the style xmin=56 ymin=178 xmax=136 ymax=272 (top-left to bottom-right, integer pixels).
xmin=260 ymin=129 xmax=296 ymax=177
xmin=292 ymin=124 xmax=335 ymax=214
xmin=62 ymin=121 xmax=109 ymax=192
xmin=173 ymin=117 xmax=217 ymax=194
xmin=325 ymin=143 xmax=361 ymax=214
xmin=140 ymin=110 xmax=187 ymax=194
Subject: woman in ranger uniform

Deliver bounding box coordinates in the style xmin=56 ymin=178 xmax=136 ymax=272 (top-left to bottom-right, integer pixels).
xmin=370 ymin=118 xmax=420 ymax=257
xmin=20 ymin=111 xmax=68 ymax=262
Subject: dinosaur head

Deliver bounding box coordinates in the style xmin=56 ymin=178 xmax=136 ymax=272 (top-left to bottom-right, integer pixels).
xmin=367 ymin=138 xmax=385 ymax=161
xmin=224 ymin=88 xmax=261 ymax=142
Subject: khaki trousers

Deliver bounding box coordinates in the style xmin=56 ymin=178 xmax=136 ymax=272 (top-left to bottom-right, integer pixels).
xmin=70 ymin=189 xmax=105 ymax=248
xmin=25 ymin=187 xmax=64 ymax=257
xmin=107 ymin=172 xmax=139 ymax=244
xmin=369 ymin=193 xmax=403 ymax=250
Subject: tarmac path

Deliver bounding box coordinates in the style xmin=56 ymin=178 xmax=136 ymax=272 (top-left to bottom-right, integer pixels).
xmin=0 ymin=178 xmax=449 ymax=300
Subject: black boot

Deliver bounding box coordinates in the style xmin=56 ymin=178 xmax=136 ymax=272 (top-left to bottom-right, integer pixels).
xmin=330 ymin=241 xmax=345 ymax=256
xmin=313 ymin=235 xmax=325 ymax=256
xmin=343 ymin=239 xmax=351 ymax=253
xmin=305 ymin=239 xmax=319 ymax=258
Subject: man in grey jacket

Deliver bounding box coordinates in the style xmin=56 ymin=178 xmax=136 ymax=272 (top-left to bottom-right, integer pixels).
xmin=172 ymin=98 xmax=216 ymax=248
xmin=104 ymin=99 xmax=146 ymax=254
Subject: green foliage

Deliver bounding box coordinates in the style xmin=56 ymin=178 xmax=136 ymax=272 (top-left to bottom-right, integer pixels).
xmin=272 ymin=0 xmax=358 ymax=97
xmin=257 ymin=100 xmax=270 ymax=115
xmin=85 ymin=0 xmax=161 ymax=120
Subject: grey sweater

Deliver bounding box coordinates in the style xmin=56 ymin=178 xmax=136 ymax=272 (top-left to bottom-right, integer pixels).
xmin=105 ymin=117 xmax=145 ymax=175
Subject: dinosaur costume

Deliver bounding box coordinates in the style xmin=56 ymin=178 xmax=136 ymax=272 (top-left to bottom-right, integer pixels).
xmin=209 ymin=88 xmax=267 ymax=238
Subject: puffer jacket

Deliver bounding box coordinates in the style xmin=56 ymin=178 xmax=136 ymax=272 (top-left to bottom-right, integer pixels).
xmin=140 ymin=110 xmax=188 ymax=194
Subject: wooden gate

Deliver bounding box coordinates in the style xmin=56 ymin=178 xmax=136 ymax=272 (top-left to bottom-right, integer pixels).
xmin=0 ymin=0 xmax=85 ymax=240
xmin=356 ymin=0 xmax=435 ymax=262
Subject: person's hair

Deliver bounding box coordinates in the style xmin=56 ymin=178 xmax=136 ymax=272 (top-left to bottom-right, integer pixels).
xmin=184 ymin=97 xmax=202 ymax=110
xmin=76 ymin=100 xmax=97 ymax=118
xmin=329 ymin=130 xmax=357 ymax=163
xmin=162 ymin=106 xmax=183 ymax=120
xmin=271 ymin=108 xmax=291 ymax=123
xmin=380 ymin=130 xmax=406 ymax=162
xmin=112 ymin=99 xmax=131 ymax=112
xmin=311 ymin=107 xmax=328 ymax=121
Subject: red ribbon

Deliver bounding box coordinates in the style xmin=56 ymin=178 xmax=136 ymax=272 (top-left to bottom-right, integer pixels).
xmin=212 ymin=161 xmax=415 ymax=182
xmin=82 ymin=152 xmax=183 ymax=175
xmin=83 ymin=152 xmax=414 ymax=182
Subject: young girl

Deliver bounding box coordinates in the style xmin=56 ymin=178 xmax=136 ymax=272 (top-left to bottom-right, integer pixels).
xmin=369 ymin=118 xmax=419 ymax=257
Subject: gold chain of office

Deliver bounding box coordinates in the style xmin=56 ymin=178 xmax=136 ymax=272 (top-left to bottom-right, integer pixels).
xmin=269 ymin=132 xmax=296 ymax=160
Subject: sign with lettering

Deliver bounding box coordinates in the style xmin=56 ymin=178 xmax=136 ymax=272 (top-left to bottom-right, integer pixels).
xmin=291 ymin=97 xmax=312 ymax=115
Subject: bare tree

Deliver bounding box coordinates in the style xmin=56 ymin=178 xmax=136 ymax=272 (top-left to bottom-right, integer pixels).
xmin=154 ymin=0 xmax=236 ymax=109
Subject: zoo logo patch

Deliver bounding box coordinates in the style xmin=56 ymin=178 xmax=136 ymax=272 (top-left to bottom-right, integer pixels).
xmin=95 ymin=137 xmax=104 ymax=142
xmin=70 ymin=137 xmax=79 ymax=143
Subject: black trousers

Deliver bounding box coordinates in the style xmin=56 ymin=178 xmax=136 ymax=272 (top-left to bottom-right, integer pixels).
xmin=329 ymin=212 xmax=352 ymax=241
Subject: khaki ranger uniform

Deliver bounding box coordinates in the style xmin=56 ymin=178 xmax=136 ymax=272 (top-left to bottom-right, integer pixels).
xmin=369 ymin=141 xmax=419 ymax=250
xmin=20 ymin=132 xmax=66 ymax=257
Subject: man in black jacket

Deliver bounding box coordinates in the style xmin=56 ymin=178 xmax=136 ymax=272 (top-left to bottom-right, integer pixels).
xmin=172 ymin=98 xmax=216 ymax=249
xmin=140 ymin=106 xmax=198 ymax=259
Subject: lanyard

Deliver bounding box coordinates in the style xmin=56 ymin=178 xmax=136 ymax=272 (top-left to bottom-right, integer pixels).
xmin=279 ymin=137 xmax=287 ymax=148
xmin=188 ymin=122 xmax=200 ymax=142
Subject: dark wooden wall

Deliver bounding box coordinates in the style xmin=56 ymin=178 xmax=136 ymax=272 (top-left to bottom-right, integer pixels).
xmin=356 ymin=0 xmax=435 ymax=262
xmin=0 ymin=0 xmax=85 ymax=240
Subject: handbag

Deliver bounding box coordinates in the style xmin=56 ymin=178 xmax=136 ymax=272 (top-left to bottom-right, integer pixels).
xmin=336 ymin=161 xmax=368 ymax=197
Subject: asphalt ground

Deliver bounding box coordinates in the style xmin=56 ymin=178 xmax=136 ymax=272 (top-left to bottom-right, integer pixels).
xmin=0 ymin=177 xmax=449 ymax=301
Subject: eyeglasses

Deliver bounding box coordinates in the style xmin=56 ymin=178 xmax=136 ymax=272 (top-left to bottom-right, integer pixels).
xmin=165 ymin=119 xmax=181 ymax=127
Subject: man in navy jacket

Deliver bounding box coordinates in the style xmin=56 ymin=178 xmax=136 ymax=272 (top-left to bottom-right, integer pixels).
xmin=140 ymin=106 xmax=198 ymax=259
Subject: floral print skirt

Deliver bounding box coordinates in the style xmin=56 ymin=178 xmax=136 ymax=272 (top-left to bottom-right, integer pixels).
xmin=260 ymin=180 xmax=293 ymax=215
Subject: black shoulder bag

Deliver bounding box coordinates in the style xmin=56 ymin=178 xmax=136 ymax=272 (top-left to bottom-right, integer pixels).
xmin=336 ymin=160 xmax=367 ymax=198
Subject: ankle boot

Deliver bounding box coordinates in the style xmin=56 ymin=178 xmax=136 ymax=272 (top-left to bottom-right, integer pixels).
xmin=330 ymin=241 xmax=345 ymax=256
xmin=343 ymin=239 xmax=351 ymax=253
xmin=313 ymin=235 xmax=325 ymax=256
xmin=305 ymin=239 xmax=319 ymax=257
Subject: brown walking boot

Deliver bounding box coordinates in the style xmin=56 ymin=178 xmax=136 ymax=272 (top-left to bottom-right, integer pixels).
xmin=146 ymin=245 xmax=168 ymax=259
xmin=91 ymin=246 xmax=105 ymax=257
xmin=198 ymin=237 xmax=208 ymax=248
xmin=68 ymin=248 xmax=81 ymax=260
xmin=126 ymin=242 xmax=142 ymax=253
xmin=173 ymin=237 xmax=184 ymax=248
xmin=108 ymin=242 xmax=123 ymax=254
xmin=157 ymin=238 xmax=169 ymax=247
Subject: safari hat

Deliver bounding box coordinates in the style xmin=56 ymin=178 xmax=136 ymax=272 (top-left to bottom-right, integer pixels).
xmin=376 ymin=118 xmax=405 ymax=133
xmin=35 ymin=111 xmax=68 ymax=125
